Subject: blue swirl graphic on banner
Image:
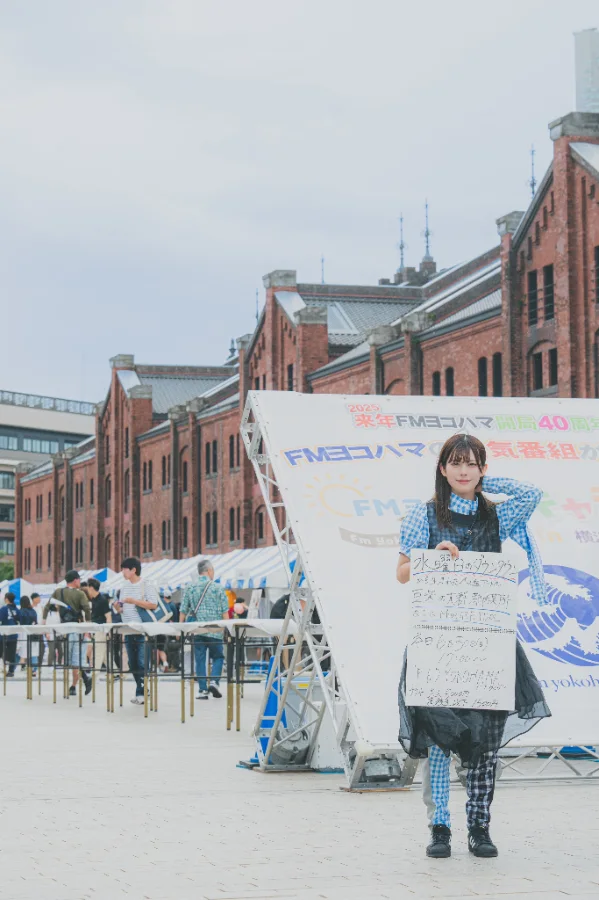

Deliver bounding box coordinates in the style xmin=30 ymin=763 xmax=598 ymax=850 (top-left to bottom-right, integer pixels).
xmin=518 ymin=566 xmax=599 ymax=667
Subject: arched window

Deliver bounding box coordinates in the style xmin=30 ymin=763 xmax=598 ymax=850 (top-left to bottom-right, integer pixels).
xmin=549 ymin=347 xmax=558 ymax=387
xmin=229 ymin=435 xmax=235 ymax=469
xmin=124 ymin=469 xmax=130 ymax=513
xmin=492 ymin=352 xmax=503 ymax=397
xmin=432 ymin=372 xmax=441 ymax=396
xmin=162 ymin=520 xmax=167 ymax=551
xmin=105 ymin=477 xmax=111 ymax=516
xmin=148 ymin=460 xmax=153 ymax=491
xmin=205 ymin=511 xmax=211 ymax=546
xmin=478 ymin=357 xmax=488 ymax=397
xmin=384 ymin=379 xmax=403 ymax=396
xmin=162 ymin=456 xmax=167 ymax=487
xmin=236 ymin=506 xmax=241 ymax=542
xmin=143 ymin=524 xmax=147 ymax=554
xmin=211 ymin=511 xmax=218 ymax=547
xmin=205 ymin=442 xmax=211 ymax=475
xmin=182 ymin=460 xmax=188 ymax=493
xmin=124 ymin=531 xmax=130 ymax=557
xmin=229 ymin=507 xmax=235 ymax=542
xmin=528 ymin=341 xmax=557 ymax=393
xmin=212 ymin=441 xmax=218 ymax=474
xmin=182 ymin=516 xmax=188 ymax=550
xmin=445 ymin=367 xmax=454 ymax=397
xmin=256 ymin=507 xmax=265 ymax=543
xmin=528 ymin=270 xmax=539 ymax=326
xmin=143 ymin=461 xmax=147 ymax=492
xmin=148 ymin=524 xmax=153 ymax=554
xmin=105 ymin=536 xmax=111 ymax=565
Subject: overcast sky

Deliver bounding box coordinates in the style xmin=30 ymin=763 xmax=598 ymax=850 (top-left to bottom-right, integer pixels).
xmin=2 ymin=1 xmax=597 ymax=402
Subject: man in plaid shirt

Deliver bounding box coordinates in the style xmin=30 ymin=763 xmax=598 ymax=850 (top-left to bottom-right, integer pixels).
xmin=180 ymin=559 xmax=229 ymax=699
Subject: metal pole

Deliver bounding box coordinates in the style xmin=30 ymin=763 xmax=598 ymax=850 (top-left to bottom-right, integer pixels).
xmin=226 ymin=631 xmax=234 ymax=731
xmin=106 ymin=629 xmax=111 ymax=713
xmin=143 ymin=637 xmax=149 ymax=719
xmin=78 ymin=634 xmax=83 ymax=707
xmin=63 ymin=640 xmax=68 ymax=699
xmin=119 ymin=631 xmax=123 ymax=709
xmin=92 ymin=634 xmax=96 ymax=704
xmin=235 ymin=628 xmax=242 ymax=732
xmin=180 ymin=631 xmax=185 ymax=724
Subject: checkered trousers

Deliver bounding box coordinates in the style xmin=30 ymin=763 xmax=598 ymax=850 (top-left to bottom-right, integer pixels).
xmin=428 ymin=745 xmax=498 ymax=830
xmin=428 ymin=713 xmax=507 ymax=829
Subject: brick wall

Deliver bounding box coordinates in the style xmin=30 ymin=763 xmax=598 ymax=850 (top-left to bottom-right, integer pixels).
xmin=311 ymin=360 xmax=371 ymax=395
xmin=15 ymin=126 xmax=599 ymax=581
xmin=421 ymin=319 xmax=503 ymax=397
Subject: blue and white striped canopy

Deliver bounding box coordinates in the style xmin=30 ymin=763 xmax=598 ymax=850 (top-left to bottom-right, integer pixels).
xmin=103 ymin=547 xmax=295 ymax=596
xmin=0 ymin=568 xmax=117 ymax=602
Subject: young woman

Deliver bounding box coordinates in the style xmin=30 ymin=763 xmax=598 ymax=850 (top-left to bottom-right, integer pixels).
xmin=396 ymin=433 xmax=551 ymax=860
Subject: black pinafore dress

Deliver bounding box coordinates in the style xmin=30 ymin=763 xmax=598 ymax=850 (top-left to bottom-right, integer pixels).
xmin=398 ymin=501 xmax=551 ymax=767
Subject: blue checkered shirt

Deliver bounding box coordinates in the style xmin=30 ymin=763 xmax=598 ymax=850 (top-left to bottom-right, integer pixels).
xmin=180 ymin=576 xmax=229 ymax=622
xmin=399 ymin=476 xmax=548 ymax=607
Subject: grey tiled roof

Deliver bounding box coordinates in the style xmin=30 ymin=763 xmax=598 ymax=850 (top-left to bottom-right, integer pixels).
xmin=571 ymin=142 xmax=599 ymax=177
xmin=309 ymin=341 xmax=370 ymax=378
xmin=137 ymin=420 xmax=170 ymax=442
xmin=137 ymin=375 xmax=227 ymax=414
xmin=197 ymin=393 xmax=240 ymax=420
xmin=420 ymin=289 xmax=502 ymax=338
xmin=301 ymin=296 xmax=416 ymax=346
xmin=20 ymin=460 xmax=54 ymax=485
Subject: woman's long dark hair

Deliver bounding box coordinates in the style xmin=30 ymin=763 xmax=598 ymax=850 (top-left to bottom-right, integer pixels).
xmin=433 ymin=433 xmax=493 ymax=528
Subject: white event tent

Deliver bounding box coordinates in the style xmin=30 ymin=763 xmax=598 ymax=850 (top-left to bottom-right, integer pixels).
xmin=0 ymin=548 xmax=294 ymax=605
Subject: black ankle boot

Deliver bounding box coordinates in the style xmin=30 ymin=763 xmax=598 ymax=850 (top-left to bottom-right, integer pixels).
xmin=468 ymin=826 xmax=498 ymax=857
xmin=426 ymin=824 xmax=451 ymax=858
xmin=83 ymin=673 xmax=92 ymax=696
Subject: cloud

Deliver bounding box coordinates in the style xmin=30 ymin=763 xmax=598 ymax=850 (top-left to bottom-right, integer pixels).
xmin=0 ymin=0 xmax=596 ymax=400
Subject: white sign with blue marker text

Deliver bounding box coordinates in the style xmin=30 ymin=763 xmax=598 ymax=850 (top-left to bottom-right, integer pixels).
xmin=406 ymin=549 xmax=518 ymax=710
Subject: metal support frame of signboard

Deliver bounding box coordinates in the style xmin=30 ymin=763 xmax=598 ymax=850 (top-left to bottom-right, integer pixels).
xmin=240 ymin=393 xmax=599 ymax=787
xmin=240 ymin=394 xmax=416 ymax=790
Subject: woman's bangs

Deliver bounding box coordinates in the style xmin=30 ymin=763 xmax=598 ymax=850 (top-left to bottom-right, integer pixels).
xmin=446 ymin=438 xmax=484 ymax=469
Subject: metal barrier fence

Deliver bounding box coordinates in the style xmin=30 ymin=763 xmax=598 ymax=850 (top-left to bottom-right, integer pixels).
xmin=0 ymin=621 xmax=277 ymax=729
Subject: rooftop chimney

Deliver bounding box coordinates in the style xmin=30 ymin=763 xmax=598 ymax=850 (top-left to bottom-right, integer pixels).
xmin=575 ymin=28 xmax=599 ymax=113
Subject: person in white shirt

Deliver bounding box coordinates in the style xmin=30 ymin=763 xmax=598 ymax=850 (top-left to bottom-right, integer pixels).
xmin=113 ymin=556 xmax=159 ymax=705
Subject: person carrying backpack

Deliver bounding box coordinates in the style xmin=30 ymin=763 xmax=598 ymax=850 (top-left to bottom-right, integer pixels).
xmin=0 ymin=592 xmax=20 ymax=676
xmin=49 ymin=570 xmax=92 ymax=696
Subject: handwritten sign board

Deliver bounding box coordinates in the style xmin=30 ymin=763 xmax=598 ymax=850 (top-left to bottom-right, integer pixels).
xmin=406 ymin=549 xmax=518 ymax=710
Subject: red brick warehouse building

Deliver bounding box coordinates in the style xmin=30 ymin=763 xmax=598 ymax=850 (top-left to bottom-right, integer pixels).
xmin=15 ymin=101 xmax=599 ymax=583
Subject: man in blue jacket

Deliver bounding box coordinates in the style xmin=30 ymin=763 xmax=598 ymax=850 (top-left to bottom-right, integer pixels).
xmin=0 ymin=592 xmax=20 ymax=676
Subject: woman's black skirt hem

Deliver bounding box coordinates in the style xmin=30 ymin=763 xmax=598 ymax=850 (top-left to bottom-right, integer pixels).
xmin=398 ymin=641 xmax=551 ymax=769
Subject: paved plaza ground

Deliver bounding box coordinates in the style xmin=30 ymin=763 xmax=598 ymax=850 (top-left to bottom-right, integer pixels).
xmin=1 ymin=676 xmax=599 ymax=900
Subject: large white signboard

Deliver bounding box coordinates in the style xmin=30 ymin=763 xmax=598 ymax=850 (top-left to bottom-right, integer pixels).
xmin=250 ymin=391 xmax=599 ymax=748
xmin=406 ymin=550 xmax=518 ymax=710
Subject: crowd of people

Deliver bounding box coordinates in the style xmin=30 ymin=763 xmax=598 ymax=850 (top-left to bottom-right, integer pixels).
xmin=0 ymin=557 xmax=251 ymax=704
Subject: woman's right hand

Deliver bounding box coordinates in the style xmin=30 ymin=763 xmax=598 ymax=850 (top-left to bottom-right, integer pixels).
xmin=436 ymin=540 xmax=459 ymax=558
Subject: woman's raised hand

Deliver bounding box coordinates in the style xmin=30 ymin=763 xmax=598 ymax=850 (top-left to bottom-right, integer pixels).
xmin=435 ymin=540 xmax=459 ymax=558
